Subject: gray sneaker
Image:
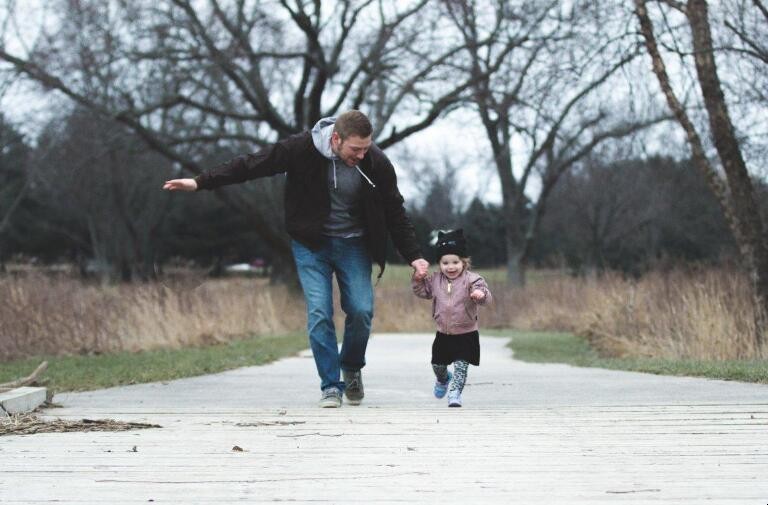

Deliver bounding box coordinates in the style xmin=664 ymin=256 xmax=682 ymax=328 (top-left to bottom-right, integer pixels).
xmin=342 ymin=369 xmax=364 ymax=405
xmin=318 ymin=387 xmax=343 ymax=408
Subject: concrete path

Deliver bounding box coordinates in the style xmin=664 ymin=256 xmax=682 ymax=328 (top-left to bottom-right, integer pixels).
xmin=3 ymin=333 xmax=768 ymax=504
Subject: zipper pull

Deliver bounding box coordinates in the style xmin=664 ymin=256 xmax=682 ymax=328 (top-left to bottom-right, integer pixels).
xmin=447 ymin=281 xmax=452 ymax=294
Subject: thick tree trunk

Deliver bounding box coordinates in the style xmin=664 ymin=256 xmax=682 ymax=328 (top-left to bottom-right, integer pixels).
xmin=686 ymin=0 xmax=768 ymax=349
xmin=504 ymin=208 xmax=526 ymax=287
xmin=491 ymin=139 xmax=528 ymax=288
xmin=635 ymin=0 xmax=768 ymax=351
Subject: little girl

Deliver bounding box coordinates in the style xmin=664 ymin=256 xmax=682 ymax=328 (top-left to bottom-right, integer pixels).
xmin=412 ymin=229 xmax=492 ymax=407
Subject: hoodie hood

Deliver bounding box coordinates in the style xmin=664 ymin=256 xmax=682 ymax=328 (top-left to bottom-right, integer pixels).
xmin=310 ymin=115 xmax=377 ymax=190
xmin=311 ymin=117 xmax=337 ymax=160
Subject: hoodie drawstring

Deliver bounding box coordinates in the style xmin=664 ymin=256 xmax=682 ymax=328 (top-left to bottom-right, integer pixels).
xmin=332 ymin=159 xmax=376 ymax=190
xmin=356 ymin=166 xmax=376 ymax=188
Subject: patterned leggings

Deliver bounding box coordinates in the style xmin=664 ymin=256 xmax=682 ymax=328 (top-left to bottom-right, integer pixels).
xmin=432 ymin=361 xmax=469 ymax=394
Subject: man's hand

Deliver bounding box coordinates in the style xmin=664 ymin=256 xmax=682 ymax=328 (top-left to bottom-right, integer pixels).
xmin=470 ymin=289 xmax=486 ymax=302
xmin=163 ymin=178 xmax=198 ymax=191
xmin=411 ymin=258 xmax=429 ymax=280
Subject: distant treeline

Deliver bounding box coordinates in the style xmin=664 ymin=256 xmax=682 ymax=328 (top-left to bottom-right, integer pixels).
xmin=1 ymin=111 xmax=764 ymax=280
xmin=405 ymin=156 xmax=766 ymax=275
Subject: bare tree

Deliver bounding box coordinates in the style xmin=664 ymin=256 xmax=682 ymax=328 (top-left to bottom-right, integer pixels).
xmin=29 ymin=108 xmax=174 ymax=281
xmin=0 ymin=112 xmax=30 ymax=271
xmin=635 ymin=0 xmax=768 ymax=349
xmin=0 ymin=0 xmax=482 ymax=278
xmin=443 ymin=0 xmax=667 ymax=286
xmin=721 ymin=0 xmax=768 ymax=67
xmin=560 ymin=161 xmax=661 ymax=275
xmin=538 ymin=155 xmax=727 ymax=276
xmin=719 ymin=0 xmax=768 ymax=167
xmin=418 ymin=164 xmax=459 ymax=230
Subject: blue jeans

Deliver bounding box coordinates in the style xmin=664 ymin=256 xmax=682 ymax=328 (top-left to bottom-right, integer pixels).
xmin=291 ymin=237 xmax=373 ymax=391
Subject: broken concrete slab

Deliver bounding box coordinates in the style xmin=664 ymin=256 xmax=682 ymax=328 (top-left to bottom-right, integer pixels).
xmin=0 ymin=386 xmax=47 ymax=414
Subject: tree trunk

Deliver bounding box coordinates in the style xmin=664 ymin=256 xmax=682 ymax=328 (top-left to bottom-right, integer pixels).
xmin=505 ymin=209 xmax=526 ymax=287
xmin=687 ymin=0 xmax=768 ymax=349
xmin=635 ymin=0 xmax=768 ymax=351
xmin=492 ymin=139 xmax=527 ymax=288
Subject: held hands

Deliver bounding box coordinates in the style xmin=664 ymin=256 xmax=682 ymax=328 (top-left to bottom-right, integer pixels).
xmin=470 ymin=289 xmax=486 ymax=302
xmin=163 ymin=178 xmax=198 ymax=191
xmin=411 ymin=258 xmax=429 ymax=280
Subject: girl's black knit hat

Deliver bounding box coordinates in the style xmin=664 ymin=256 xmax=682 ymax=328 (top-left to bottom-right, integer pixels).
xmin=435 ymin=229 xmax=467 ymax=260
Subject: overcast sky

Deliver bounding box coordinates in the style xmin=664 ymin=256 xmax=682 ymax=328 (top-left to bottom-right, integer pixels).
xmin=391 ymin=111 xmax=505 ymax=210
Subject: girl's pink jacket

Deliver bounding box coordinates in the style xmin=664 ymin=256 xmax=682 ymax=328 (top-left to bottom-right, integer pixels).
xmin=411 ymin=270 xmax=493 ymax=335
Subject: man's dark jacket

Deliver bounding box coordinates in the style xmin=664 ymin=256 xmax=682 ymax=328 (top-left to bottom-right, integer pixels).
xmin=194 ymin=131 xmax=423 ymax=275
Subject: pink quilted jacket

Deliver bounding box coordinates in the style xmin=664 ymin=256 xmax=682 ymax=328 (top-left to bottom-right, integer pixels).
xmin=411 ymin=270 xmax=493 ymax=334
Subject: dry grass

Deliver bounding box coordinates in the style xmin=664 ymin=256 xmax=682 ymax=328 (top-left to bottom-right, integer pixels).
xmin=1 ymin=412 xmax=161 ymax=436
xmin=486 ymin=268 xmax=762 ymax=361
xmin=0 ymin=274 xmax=305 ymax=360
xmin=1 ymin=266 xmax=763 ymax=362
xmin=574 ymin=269 xmax=761 ymax=360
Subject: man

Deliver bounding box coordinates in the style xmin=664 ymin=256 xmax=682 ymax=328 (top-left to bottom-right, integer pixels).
xmin=163 ymin=110 xmax=429 ymax=408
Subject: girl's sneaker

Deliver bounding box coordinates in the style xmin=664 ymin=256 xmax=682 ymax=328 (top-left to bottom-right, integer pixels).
xmin=434 ymin=371 xmax=452 ymax=398
xmin=447 ymin=389 xmax=462 ymax=407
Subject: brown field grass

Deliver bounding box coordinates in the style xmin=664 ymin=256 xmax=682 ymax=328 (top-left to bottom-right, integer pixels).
xmin=573 ymin=269 xmax=761 ymax=360
xmin=485 ymin=267 xmax=761 ymax=360
xmin=1 ymin=266 xmax=763 ymax=361
xmin=0 ymin=273 xmax=306 ymax=360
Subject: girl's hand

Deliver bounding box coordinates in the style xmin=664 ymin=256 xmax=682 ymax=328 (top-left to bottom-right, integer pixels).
xmin=410 ymin=258 xmax=429 ymax=279
xmin=470 ymin=289 xmax=485 ymax=302
xmin=411 ymin=258 xmax=429 ymax=281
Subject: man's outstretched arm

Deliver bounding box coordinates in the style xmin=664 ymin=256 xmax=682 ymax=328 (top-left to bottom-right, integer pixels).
xmin=164 ymin=135 xmax=298 ymax=192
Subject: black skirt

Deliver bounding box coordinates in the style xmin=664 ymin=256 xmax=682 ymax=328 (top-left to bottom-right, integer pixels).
xmin=431 ymin=330 xmax=480 ymax=366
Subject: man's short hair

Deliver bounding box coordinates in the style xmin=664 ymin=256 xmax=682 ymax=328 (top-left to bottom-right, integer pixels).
xmin=334 ymin=110 xmax=373 ymax=140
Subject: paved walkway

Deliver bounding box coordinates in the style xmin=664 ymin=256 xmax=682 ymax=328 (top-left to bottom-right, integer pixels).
xmin=3 ymin=333 xmax=768 ymax=503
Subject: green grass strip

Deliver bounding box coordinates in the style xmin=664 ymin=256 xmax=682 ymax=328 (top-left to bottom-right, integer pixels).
xmin=487 ymin=329 xmax=768 ymax=384
xmin=0 ymin=333 xmax=308 ymax=392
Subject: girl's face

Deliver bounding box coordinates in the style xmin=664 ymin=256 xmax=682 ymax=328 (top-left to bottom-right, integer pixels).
xmin=439 ymin=254 xmax=464 ymax=279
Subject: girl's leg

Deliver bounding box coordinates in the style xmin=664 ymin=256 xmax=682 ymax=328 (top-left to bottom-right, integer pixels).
xmin=432 ymin=364 xmax=451 ymax=399
xmin=432 ymin=364 xmax=449 ymax=383
xmin=447 ymin=360 xmax=469 ymax=407
xmin=449 ymin=360 xmax=469 ymax=394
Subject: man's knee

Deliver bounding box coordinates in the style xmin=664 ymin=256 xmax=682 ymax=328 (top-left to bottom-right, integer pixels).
xmin=346 ymin=302 xmax=373 ymax=322
xmin=308 ymin=305 xmax=333 ymax=323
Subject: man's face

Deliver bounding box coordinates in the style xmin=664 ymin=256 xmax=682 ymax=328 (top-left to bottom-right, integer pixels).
xmin=331 ymin=132 xmax=371 ymax=167
xmin=439 ymin=254 xmax=464 ymax=279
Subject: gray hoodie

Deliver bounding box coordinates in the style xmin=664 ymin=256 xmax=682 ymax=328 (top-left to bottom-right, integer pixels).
xmin=311 ymin=117 xmax=376 ymax=238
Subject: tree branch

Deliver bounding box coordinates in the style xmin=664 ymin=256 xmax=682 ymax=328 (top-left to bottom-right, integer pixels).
xmin=634 ymin=0 xmax=734 ymax=223
xmin=0 ymin=361 xmax=48 ymax=390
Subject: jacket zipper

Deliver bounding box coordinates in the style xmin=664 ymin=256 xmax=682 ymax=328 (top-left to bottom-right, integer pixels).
xmin=446 ymin=279 xmax=452 ymax=332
